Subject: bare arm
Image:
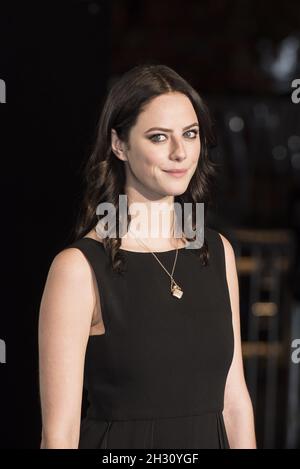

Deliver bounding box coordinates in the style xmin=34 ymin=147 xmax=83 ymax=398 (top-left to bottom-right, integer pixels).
xmin=38 ymin=248 xmax=96 ymax=448
xmin=219 ymin=233 xmax=257 ymax=449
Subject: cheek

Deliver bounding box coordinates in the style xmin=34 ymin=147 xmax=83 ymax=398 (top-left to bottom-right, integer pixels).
xmin=129 ymin=146 xmax=162 ymax=177
xmin=195 ymin=138 xmax=201 ymax=153
xmin=192 ymin=141 xmax=201 ymax=162
xmin=140 ymin=148 xmax=164 ymax=171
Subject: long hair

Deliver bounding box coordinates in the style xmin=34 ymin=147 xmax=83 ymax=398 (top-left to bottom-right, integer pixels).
xmin=69 ymin=63 xmax=219 ymax=273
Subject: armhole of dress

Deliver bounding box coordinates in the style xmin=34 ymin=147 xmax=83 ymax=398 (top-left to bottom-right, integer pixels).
xmin=215 ymin=232 xmax=227 ymax=283
xmin=89 ymin=260 xmax=105 ymax=332
xmin=62 ymin=244 xmax=108 ymax=336
xmin=207 ymin=228 xmax=228 ymax=286
xmin=215 ymin=231 xmax=235 ymax=318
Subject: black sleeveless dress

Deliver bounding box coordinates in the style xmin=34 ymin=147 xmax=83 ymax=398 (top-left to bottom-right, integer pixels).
xmin=65 ymin=226 xmax=234 ymax=449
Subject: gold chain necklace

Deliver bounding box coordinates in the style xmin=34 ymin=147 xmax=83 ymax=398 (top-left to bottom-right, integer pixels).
xmin=132 ymin=236 xmax=184 ymax=299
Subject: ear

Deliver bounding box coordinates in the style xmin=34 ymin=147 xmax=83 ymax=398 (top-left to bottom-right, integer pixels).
xmin=111 ymin=128 xmax=128 ymax=162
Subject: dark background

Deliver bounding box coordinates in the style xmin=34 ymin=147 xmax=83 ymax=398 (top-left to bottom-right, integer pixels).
xmin=0 ymin=0 xmax=300 ymax=448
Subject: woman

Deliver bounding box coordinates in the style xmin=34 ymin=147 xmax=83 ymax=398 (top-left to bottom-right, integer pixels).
xmin=38 ymin=64 xmax=257 ymax=449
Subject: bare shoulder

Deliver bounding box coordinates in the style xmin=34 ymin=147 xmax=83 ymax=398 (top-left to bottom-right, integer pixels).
xmin=38 ymin=245 xmax=97 ymax=446
xmin=39 ymin=246 xmax=97 ymax=337
xmin=51 ymin=246 xmax=92 ymax=278
xmin=50 ymin=246 xmax=97 ymax=309
xmin=218 ymin=232 xmax=236 ymax=267
xmin=217 ymin=232 xmax=240 ymax=318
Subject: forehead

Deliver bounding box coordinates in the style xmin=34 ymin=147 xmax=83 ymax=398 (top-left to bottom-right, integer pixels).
xmin=135 ymin=92 xmax=198 ymax=129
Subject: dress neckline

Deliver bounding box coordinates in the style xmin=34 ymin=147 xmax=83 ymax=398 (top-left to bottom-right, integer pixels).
xmin=82 ymin=236 xmax=189 ymax=254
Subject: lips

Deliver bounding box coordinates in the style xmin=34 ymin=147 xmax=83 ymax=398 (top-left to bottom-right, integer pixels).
xmin=163 ymin=169 xmax=188 ymax=174
xmin=163 ymin=169 xmax=188 ymax=178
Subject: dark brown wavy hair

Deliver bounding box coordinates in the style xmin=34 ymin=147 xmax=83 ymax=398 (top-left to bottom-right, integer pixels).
xmin=69 ymin=63 xmax=219 ymax=274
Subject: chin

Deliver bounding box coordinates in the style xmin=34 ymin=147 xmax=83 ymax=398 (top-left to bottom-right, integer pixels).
xmin=164 ymin=184 xmax=189 ymax=196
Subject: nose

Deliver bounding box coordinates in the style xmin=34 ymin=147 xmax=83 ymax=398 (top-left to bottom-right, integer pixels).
xmin=169 ymin=135 xmax=187 ymax=162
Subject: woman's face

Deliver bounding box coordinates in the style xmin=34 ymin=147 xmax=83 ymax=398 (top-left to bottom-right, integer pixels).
xmin=112 ymin=91 xmax=201 ymax=199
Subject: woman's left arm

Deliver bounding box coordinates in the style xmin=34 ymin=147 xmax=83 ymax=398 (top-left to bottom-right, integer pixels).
xmin=219 ymin=233 xmax=257 ymax=449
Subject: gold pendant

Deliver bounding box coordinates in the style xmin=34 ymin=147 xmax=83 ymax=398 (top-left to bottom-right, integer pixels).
xmin=171 ymin=282 xmax=183 ymax=299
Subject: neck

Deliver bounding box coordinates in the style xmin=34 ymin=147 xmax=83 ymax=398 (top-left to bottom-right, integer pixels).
xmin=125 ymin=191 xmax=176 ymax=239
xmin=121 ymin=190 xmax=185 ymax=250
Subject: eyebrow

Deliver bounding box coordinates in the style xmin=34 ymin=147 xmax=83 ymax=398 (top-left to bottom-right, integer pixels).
xmin=144 ymin=122 xmax=199 ymax=133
